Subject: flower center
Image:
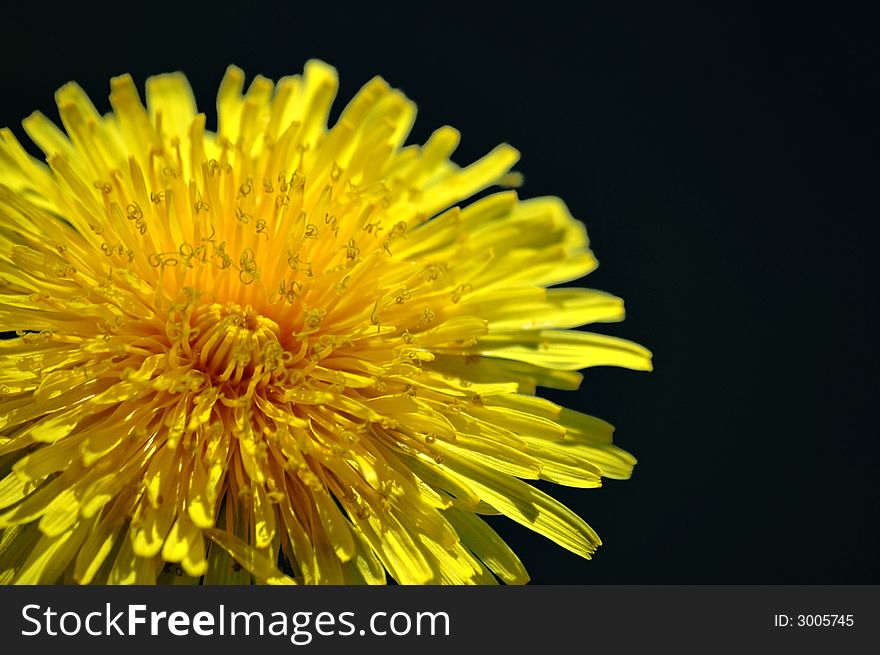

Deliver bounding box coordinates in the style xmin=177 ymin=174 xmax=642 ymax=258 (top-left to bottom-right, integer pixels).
xmin=184 ymin=302 xmax=288 ymax=386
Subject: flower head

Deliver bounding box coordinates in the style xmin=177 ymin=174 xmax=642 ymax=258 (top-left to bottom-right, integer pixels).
xmin=0 ymin=62 xmax=651 ymax=584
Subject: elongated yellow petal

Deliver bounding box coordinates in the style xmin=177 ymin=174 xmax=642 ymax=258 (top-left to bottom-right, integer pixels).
xmin=74 ymin=499 xmax=127 ymax=584
xmin=444 ymin=506 xmax=529 ymax=584
xmin=146 ymin=73 xmax=197 ymax=148
xmin=474 ymin=330 xmax=654 ymax=371
xmin=13 ymin=522 xmax=89 ymax=584
xmin=205 ymin=529 xmax=297 ymax=585
xmin=445 ymin=453 xmax=602 ymax=559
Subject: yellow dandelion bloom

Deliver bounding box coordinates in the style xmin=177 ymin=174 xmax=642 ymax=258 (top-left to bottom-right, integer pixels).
xmin=0 ymin=61 xmax=651 ymax=585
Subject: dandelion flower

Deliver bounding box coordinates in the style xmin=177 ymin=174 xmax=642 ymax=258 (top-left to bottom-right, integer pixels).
xmin=0 ymin=62 xmax=651 ymax=585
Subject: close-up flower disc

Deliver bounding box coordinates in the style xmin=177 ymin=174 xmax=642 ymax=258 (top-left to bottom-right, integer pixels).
xmin=0 ymin=61 xmax=651 ymax=584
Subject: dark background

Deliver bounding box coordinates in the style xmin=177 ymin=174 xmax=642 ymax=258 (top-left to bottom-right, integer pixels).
xmin=2 ymin=2 xmax=878 ymax=583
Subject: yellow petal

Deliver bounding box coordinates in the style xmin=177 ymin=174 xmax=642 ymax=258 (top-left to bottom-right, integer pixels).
xmin=161 ymin=514 xmax=199 ymax=564
xmin=475 ymin=330 xmax=654 ymax=371
xmin=146 ymin=72 xmax=197 ymax=146
xmin=74 ymin=500 xmax=127 ymax=584
xmin=313 ymin=489 xmax=356 ymax=562
xmin=186 ymin=456 xmax=218 ymax=529
xmin=205 ymin=528 xmax=296 ymax=585
xmin=252 ymin=483 xmax=276 ymax=549
xmin=444 ymin=507 xmax=529 ymax=584
xmin=13 ymin=522 xmax=89 ymax=584
xmin=445 ymin=453 xmax=601 ymax=559
xmin=132 ymin=503 xmax=177 ymax=558
xmin=109 ymin=533 xmax=161 ymax=585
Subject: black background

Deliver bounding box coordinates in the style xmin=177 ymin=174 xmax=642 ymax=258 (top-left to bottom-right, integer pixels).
xmin=2 ymin=2 xmax=878 ymax=584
